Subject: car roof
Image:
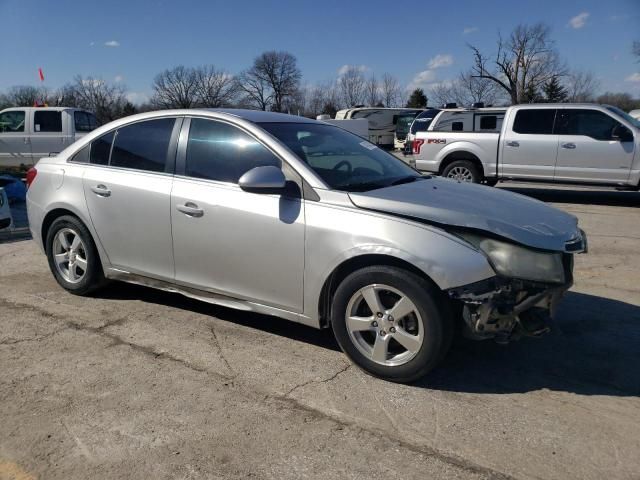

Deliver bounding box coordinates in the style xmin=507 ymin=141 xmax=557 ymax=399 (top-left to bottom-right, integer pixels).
xmin=200 ymin=108 xmax=317 ymax=123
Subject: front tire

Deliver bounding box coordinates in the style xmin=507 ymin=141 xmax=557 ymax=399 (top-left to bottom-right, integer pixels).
xmin=45 ymin=215 xmax=106 ymax=295
xmin=330 ymin=266 xmax=452 ymax=383
xmin=442 ymin=160 xmax=481 ymax=183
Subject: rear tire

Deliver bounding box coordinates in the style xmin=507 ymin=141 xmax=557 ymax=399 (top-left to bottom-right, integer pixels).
xmin=330 ymin=266 xmax=453 ymax=383
xmin=442 ymin=160 xmax=481 ymax=183
xmin=45 ymin=215 xmax=106 ymax=295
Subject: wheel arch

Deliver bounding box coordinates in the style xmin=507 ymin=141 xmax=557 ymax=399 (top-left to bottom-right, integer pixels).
xmin=40 ymin=206 xmax=109 ymax=270
xmin=439 ymin=151 xmax=485 ymax=177
xmin=41 ymin=207 xmax=86 ymax=250
xmin=317 ymin=254 xmax=444 ymax=329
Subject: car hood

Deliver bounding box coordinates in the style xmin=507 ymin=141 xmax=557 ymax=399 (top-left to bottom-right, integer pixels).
xmin=348 ymin=177 xmax=579 ymax=251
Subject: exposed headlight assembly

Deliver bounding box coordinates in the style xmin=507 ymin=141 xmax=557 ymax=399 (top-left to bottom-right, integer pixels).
xmin=458 ymin=233 xmax=565 ymax=284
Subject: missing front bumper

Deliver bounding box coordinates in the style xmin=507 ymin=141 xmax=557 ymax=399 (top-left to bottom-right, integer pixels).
xmin=447 ymin=277 xmax=571 ymax=343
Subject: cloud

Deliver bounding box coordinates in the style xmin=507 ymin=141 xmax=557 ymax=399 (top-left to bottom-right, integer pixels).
xmin=126 ymin=92 xmax=150 ymax=104
xmin=114 ymin=75 xmax=124 ymax=83
xmin=337 ymin=64 xmax=369 ymax=76
xmin=427 ymin=54 xmax=453 ymax=69
xmin=81 ymin=78 xmax=105 ymax=87
xmin=104 ymin=40 xmax=120 ymax=47
xmin=407 ymin=70 xmax=438 ymax=91
xmin=89 ymin=41 xmax=95 ymax=47
xmin=568 ymin=12 xmax=589 ymax=29
xmin=462 ymin=27 xmax=478 ymax=34
xmin=625 ymin=73 xmax=640 ymax=83
xmin=609 ymin=14 xmax=628 ymax=21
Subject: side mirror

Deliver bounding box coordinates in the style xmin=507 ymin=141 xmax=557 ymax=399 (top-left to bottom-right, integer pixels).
xmin=238 ymin=165 xmax=286 ymax=193
xmin=612 ymin=125 xmax=633 ymax=142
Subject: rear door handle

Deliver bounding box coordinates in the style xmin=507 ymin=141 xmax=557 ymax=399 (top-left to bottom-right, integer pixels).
xmin=90 ymin=184 xmax=111 ymax=197
xmin=561 ymin=142 xmax=576 ymax=149
xmin=506 ymin=140 xmax=519 ymax=147
xmin=176 ymin=202 xmax=204 ymax=217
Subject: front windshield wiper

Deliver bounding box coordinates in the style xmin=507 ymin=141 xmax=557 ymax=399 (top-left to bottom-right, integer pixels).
xmin=338 ymin=176 xmax=426 ymax=192
xmin=337 ymin=180 xmax=389 ymax=192
xmin=388 ymin=175 xmax=425 ymax=186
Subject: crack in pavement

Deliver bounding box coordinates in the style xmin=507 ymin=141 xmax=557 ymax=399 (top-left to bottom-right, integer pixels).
xmin=0 ymin=327 xmax=68 ymax=346
xmin=208 ymin=324 xmax=236 ymax=378
xmin=284 ymin=363 xmax=352 ymax=398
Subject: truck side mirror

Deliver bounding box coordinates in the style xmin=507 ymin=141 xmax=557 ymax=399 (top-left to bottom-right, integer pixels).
xmin=612 ymin=125 xmax=633 ymax=142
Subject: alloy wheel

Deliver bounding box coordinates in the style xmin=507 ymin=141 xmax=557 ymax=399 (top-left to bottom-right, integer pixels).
xmin=446 ymin=166 xmax=474 ymax=182
xmin=345 ymin=284 xmax=424 ymax=366
xmin=52 ymin=228 xmax=88 ymax=284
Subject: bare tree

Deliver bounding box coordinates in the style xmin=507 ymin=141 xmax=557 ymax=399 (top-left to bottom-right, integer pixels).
xmin=241 ymin=51 xmax=301 ymax=112
xmin=237 ymin=67 xmax=272 ymax=110
xmin=365 ymin=73 xmax=381 ymax=106
xmin=564 ymin=70 xmax=600 ymax=102
xmin=469 ymin=23 xmax=567 ymax=104
xmin=429 ymin=82 xmax=457 ymax=106
xmin=4 ymin=85 xmax=48 ymax=107
xmin=152 ymin=66 xmax=198 ymax=108
xmin=64 ymin=76 xmax=127 ymax=123
xmin=429 ymin=71 xmax=503 ymax=108
xmin=458 ymin=70 xmax=503 ymax=105
xmin=194 ymin=65 xmax=237 ymax=107
xmin=596 ymin=92 xmax=640 ymax=112
xmin=338 ymin=66 xmax=366 ymax=107
xmin=380 ymin=73 xmax=402 ymax=107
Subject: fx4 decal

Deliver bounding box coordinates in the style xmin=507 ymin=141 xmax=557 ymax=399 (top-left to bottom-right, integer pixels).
xmin=427 ymin=139 xmax=446 ymax=144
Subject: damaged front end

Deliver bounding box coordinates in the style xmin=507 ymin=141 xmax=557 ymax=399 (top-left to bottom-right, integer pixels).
xmin=446 ymin=229 xmax=586 ymax=343
xmin=448 ymin=274 xmax=571 ymax=343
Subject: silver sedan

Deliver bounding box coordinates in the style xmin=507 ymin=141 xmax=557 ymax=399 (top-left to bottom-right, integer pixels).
xmin=26 ymin=109 xmax=586 ymax=382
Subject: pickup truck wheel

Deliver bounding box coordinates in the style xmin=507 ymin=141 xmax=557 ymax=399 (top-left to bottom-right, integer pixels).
xmin=330 ymin=266 xmax=452 ymax=383
xmin=442 ymin=160 xmax=481 ymax=183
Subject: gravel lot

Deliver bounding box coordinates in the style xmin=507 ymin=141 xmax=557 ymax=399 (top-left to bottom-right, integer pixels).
xmin=1 ymin=184 xmax=639 ymax=480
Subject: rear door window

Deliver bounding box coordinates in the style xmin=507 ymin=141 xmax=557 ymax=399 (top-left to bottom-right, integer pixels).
xmin=110 ymin=118 xmax=175 ymax=172
xmin=185 ymin=118 xmax=281 ymax=183
xmin=555 ymin=109 xmax=622 ymax=141
xmin=512 ymin=109 xmax=556 ymax=134
xmin=34 ymin=111 xmax=63 ymax=133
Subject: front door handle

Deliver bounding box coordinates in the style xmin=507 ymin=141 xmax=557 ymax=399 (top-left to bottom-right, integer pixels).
xmin=561 ymin=142 xmax=576 ymax=149
xmin=90 ymin=184 xmax=111 ymax=197
xmin=506 ymin=140 xmax=520 ymax=147
xmin=176 ymin=202 xmax=204 ymax=217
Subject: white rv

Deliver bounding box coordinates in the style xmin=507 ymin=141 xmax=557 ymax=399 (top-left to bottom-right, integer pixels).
xmin=335 ymin=107 xmax=421 ymax=148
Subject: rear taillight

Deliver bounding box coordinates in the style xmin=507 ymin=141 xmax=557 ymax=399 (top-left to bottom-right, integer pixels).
xmin=26 ymin=167 xmax=37 ymax=188
xmin=412 ymin=139 xmax=424 ymax=154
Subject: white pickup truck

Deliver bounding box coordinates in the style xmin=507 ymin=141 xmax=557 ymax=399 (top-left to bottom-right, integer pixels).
xmin=412 ymin=104 xmax=640 ymax=189
xmin=0 ymin=107 xmax=98 ymax=176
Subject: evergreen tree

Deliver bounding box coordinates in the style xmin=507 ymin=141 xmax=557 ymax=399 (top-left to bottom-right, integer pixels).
xmin=542 ymin=76 xmax=568 ymax=102
xmin=405 ymin=88 xmax=428 ymax=108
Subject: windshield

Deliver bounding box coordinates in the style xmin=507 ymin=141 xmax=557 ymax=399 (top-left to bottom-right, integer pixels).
xmin=260 ymin=122 xmax=422 ymax=192
xmin=395 ymin=114 xmax=417 ymax=135
xmin=605 ymin=105 xmax=640 ymax=129
xmin=410 ymin=117 xmax=434 ymax=134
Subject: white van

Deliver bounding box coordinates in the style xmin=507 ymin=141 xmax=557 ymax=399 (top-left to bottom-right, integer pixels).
xmin=335 ymin=107 xmax=421 ymax=148
xmin=0 ymin=107 xmax=98 ymax=174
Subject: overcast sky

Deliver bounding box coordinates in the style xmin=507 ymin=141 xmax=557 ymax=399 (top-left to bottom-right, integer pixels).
xmin=0 ymin=0 xmax=638 ymax=103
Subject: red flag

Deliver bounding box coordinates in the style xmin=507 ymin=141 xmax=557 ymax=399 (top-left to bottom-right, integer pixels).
xmin=38 ymin=68 xmax=44 ymax=82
